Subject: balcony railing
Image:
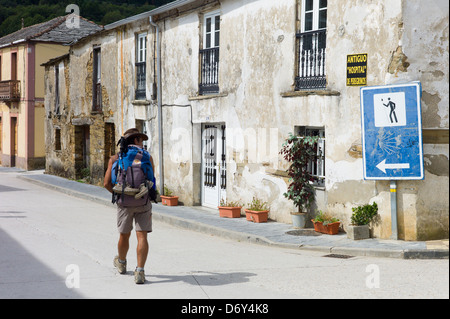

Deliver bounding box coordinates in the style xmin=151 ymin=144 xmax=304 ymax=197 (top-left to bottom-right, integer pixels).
xmin=135 ymin=62 xmax=146 ymax=100
xmin=295 ymin=29 xmax=327 ymax=91
xmin=199 ymin=47 xmax=219 ymax=95
xmin=0 ymin=80 xmax=20 ymax=102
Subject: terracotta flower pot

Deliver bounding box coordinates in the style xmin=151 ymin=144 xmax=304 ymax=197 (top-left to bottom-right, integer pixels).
xmin=312 ymin=220 xmax=340 ymax=235
xmin=160 ymin=195 xmax=179 ymax=206
xmin=245 ymin=209 xmax=269 ymax=223
xmin=218 ymin=206 xmax=242 ymax=218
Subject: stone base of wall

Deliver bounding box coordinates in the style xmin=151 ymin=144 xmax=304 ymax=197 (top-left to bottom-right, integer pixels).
xmin=0 ymin=154 xmax=45 ymax=170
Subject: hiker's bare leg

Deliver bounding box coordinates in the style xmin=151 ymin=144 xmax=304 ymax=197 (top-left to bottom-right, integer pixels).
xmin=118 ymin=232 xmax=131 ymax=261
xmin=136 ymin=231 xmax=148 ymax=268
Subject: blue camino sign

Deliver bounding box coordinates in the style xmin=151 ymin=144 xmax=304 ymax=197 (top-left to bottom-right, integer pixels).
xmin=360 ymin=82 xmax=424 ymax=180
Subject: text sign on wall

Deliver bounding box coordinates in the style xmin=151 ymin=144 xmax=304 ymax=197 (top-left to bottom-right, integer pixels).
xmin=360 ymin=82 xmax=424 ymax=180
xmin=347 ymin=53 xmax=368 ymax=86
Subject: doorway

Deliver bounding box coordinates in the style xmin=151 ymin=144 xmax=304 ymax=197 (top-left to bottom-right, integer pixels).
xmin=74 ymin=125 xmax=90 ymax=179
xmin=10 ymin=117 xmax=17 ymax=167
xmin=104 ymin=123 xmax=115 ymax=173
xmin=201 ymin=123 xmax=226 ymax=208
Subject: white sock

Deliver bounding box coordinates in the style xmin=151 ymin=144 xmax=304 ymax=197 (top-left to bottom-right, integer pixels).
xmin=136 ymin=267 xmax=144 ymax=272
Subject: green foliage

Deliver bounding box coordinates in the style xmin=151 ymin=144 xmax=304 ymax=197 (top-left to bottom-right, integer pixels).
xmin=0 ymin=0 xmax=173 ymax=38
xmin=312 ymin=210 xmax=340 ymax=226
xmin=247 ymin=197 xmax=269 ymax=212
xmin=351 ymin=202 xmax=378 ymax=226
xmin=163 ymin=185 xmax=174 ymax=197
xmin=279 ymin=133 xmax=319 ymax=212
xmin=219 ymin=199 xmax=242 ymax=207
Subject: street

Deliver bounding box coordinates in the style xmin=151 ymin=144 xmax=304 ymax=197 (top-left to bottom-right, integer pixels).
xmin=0 ymin=171 xmax=448 ymax=299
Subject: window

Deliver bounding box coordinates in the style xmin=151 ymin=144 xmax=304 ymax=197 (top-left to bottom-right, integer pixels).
xmin=55 ymin=128 xmax=61 ymax=151
xmin=297 ymin=126 xmax=325 ymax=187
xmin=296 ymin=0 xmax=327 ymax=90
xmin=302 ymin=0 xmax=327 ymax=32
xmin=92 ymin=47 xmax=102 ymax=112
xmin=55 ymin=65 xmax=60 ymax=115
xmin=199 ymin=11 xmax=220 ymax=95
xmin=135 ymin=33 xmax=147 ymax=100
xmin=11 ymin=52 xmax=17 ymax=81
xmin=135 ymin=120 xmax=149 ymax=150
xmin=204 ymin=12 xmax=220 ymax=49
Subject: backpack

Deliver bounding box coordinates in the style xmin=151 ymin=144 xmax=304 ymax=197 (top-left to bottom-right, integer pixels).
xmin=111 ymin=144 xmax=157 ymax=207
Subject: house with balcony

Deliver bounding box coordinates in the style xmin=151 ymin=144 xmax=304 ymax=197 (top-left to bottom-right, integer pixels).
xmin=0 ymin=14 xmax=101 ymax=169
xmin=143 ymin=0 xmax=448 ymax=241
xmin=43 ymin=0 xmax=449 ymax=240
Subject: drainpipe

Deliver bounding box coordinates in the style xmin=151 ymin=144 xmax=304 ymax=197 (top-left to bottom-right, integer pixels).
xmin=149 ymin=16 xmax=164 ymax=195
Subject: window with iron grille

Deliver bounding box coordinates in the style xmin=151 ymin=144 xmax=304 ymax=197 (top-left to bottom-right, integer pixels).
xmin=296 ymin=126 xmax=325 ymax=187
xmin=135 ymin=33 xmax=147 ymax=100
xmin=199 ymin=11 xmax=220 ymax=95
xmin=296 ymin=0 xmax=327 ymax=91
xmin=92 ymin=47 xmax=102 ymax=112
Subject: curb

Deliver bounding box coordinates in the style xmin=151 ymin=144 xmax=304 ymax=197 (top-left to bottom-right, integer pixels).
xmin=17 ymin=174 xmax=449 ymax=260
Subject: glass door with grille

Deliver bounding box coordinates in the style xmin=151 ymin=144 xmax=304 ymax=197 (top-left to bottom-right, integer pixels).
xmin=201 ymin=124 xmax=226 ymax=208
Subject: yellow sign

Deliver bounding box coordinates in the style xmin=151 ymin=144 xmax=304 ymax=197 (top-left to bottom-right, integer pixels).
xmin=347 ymin=54 xmax=368 ymax=86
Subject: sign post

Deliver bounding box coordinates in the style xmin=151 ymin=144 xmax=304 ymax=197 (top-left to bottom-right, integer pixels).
xmin=360 ymin=82 xmax=424 ymax=239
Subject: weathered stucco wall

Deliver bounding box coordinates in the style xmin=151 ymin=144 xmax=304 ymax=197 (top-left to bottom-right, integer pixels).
xmin=400 ymin=0 xmax=449 ymax=240
xmin=152 ymin=0 xmax=448 ymax=240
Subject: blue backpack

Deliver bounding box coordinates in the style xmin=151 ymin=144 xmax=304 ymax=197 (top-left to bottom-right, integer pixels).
xmin=111 ymin=145 xmax=157 ymax=206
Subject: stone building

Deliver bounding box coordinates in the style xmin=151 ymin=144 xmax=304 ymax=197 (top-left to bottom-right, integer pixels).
xmin=42 ymin=12 xmax=156 ymax=185
xmin=0 ymin=14 xmax=101 ymax=170
xmin=43 ymin=0 xmax=449 ymax=240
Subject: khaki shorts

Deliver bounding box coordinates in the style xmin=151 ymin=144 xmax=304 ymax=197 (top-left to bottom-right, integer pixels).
xmin=117 ymin=202 xmax=152 ymax=234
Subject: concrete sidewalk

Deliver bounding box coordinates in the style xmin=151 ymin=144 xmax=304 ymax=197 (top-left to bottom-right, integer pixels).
xmin=14 ymin=169 xmax=449 ymax=260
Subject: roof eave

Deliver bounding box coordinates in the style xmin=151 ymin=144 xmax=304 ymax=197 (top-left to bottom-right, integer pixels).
xmin=104 ymin=0 xmax=198 ymax=30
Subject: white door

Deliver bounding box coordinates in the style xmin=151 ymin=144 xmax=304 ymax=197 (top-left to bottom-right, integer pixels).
xmin=201 ymin=124 xmax=226 ymax=208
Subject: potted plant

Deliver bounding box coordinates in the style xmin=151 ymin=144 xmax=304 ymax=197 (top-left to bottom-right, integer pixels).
xmin=218 ymin=199 xmax=242 ymax=218
xmin=312 ymin=211 xmax=341 ymax=235
xmin=347 ymin=202 xmax=378 ymax=240
xmin=245 ymin=197 xmax=269 ymax=223
xmin=280 ymin=133 xmax=319 ymax=228
xmin=160 ymin=186 xmax=179 ymax=206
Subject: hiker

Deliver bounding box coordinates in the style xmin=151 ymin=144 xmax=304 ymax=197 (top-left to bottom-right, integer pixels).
xmin=104 ymin=128 xmax=156 ymax=284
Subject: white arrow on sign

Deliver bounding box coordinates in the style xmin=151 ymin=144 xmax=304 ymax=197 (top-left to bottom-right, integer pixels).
xmin=376 ymin=159 xmax=410 ymax=174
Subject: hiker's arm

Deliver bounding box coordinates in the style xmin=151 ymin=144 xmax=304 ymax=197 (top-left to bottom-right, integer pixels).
xmin=104 ymin=154 xmax=118 ymax=193
xmin=150 ymin=155 xmax=155 ymax=172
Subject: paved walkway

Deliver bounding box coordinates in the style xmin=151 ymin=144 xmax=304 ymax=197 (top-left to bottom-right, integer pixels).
xmin=8 ymin=168 xmax=449 ymax=259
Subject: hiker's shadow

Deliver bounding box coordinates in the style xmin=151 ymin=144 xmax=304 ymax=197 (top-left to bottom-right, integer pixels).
xmin=150 ymin=271 xmax=256 ymax=286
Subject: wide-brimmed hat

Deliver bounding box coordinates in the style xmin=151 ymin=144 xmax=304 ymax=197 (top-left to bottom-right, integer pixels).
xmin=123 ymin=128 xmax=148 ymax=141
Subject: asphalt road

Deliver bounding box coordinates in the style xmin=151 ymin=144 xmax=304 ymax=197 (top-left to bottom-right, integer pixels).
xmin=0 ymin=171 xmax=448 ymax=300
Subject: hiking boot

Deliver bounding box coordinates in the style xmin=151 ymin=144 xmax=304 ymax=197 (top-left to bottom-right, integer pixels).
xmin=113 ymin=183 xmax=139 ymax=195
xmin=113 ymin=256 xmax=127 ymax=274
xmin=135 ymin=183 xmax=148 ymax=199
xmin=134 ymin=269 xmax=145 ymax=284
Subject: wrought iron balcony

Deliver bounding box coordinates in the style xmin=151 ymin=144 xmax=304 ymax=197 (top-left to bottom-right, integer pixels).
xmin=0 ymin=80 xmax=20 ymax=102
xmin=295 ymin=29 xmax=327 ymax=91
xmin=199 ymin=47 xmax=219 ymax=95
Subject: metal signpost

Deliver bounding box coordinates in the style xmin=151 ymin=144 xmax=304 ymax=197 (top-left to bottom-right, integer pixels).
xmin=360 ymin=82 xmax=424 ymax=239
